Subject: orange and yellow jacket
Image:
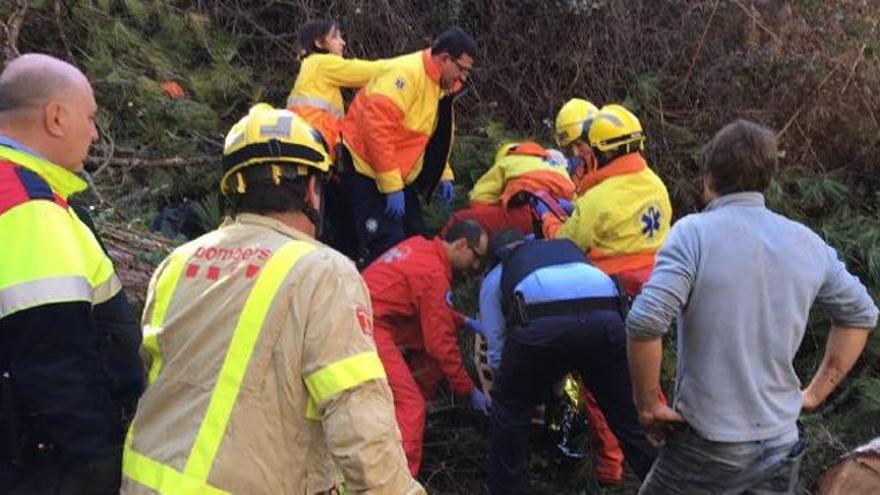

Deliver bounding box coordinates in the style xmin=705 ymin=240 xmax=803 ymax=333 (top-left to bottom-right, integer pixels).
xmin=469 ymin=142 xmax=574 ymax=207
xmin=286 ymin=53 xmax=383 ymax=157
xmin=341 ymin=48 xmax=456 ymax=193
xmin=542 ymin=153 xmax=672 ymax=274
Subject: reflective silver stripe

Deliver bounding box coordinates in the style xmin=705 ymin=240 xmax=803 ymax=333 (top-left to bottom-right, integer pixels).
xmin=93 ymin=273 xmax=122 ymax=305
xmin=259 ymin=115 xmax=293 ymax=139
xmin=0 ymin=276 xmax=92 ymax=319
xmin=286 ymin=96 xmax=344 ymax=118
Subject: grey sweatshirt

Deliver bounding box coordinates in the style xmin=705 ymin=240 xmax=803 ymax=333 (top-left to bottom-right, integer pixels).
xmin=627 ymin=192 xmax=878 ymax=442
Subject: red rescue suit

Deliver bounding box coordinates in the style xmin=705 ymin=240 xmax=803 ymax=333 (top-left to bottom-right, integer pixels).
xmin=362 ymin=236 xmax=474 ymax=475
xmin=440 ymin=203 xmax=534 ymax=239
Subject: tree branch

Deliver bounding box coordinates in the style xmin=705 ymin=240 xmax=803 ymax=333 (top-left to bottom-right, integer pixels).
xmin=53 ymin=0 xmax=74 ymax=61
xmin=85 ymin=154 xmax=215 ymax=168
xmin=2 ymin=0 xmax=28 ymax=62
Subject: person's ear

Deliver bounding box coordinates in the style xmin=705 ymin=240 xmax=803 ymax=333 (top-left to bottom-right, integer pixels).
xmin=44 ymin=100 xmax=66 ymax=138
xmin=306 ymin=175 xmax=319 ymax=208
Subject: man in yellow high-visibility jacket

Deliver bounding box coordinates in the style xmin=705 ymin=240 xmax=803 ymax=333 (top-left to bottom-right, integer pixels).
xmin=121 ymin=104 xmax=422 ymax=494
xmin=0 ymin=54 xmax=143 ymax=495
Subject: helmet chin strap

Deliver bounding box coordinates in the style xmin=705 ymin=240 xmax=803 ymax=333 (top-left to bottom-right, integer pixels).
xmin=304 ymin=177 xmax=325 ymax=238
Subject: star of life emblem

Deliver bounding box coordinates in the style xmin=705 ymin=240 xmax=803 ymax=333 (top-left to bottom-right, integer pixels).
xmin=365 ymin=218 xmax=379 ymax=234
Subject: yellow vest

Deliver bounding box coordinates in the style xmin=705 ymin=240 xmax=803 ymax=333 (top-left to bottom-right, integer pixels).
xmin=0 ymin=146 xmax=120 ymax=319
xmin=553 ymin=154 xmax=672 ymax=273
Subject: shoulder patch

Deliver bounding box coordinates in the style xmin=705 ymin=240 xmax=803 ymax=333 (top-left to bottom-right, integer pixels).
xmin=637 ymin=201 xmax=663 ymax=239
xmin=355 ymin=305 xmax=373 ymax=337
xmin=380 ymin=245 xmax=412 ymax=264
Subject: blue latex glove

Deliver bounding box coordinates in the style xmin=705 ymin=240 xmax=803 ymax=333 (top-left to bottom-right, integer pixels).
xmin=384 ymin=190 xmax=405 ymax=220
xmin=567 ymin=156 xmax=583 ymax=175
xmin=463 ymin=317 xmax=486 ymax=337
xmin=439 ymin=180 xmax=454 ymax=206
xmin=532 ymin=199 xmax=550 ymax=218
xmin=470 ymin=389 xmax=491 ymax=415
xmin=558 ymin=199 xmax=574 ymax=215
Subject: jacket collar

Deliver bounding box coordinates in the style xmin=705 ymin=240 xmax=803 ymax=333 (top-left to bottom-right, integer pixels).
xmin=429 ymin=236 xmax=453 ymax=280
xmin=0 ymin=134 xmax=44 ymax=158
xmin=579 ymin=152 xmax=646 ymax=192
xmin=422 ymin=48 xmax=463 ymax=93
xmin=233 ymin=212 xmax=316 ymax=242
xmin=0 ymin=143 xmax=87 ymax=200
xmin=704 ymin=192 xmax=766 ymax=211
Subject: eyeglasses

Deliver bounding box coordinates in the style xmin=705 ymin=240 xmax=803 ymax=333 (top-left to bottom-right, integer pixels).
xmin=450 ymin=57 xmax=474 ymax=77
xmin=466 ymin=241 xmax=486 ymax=259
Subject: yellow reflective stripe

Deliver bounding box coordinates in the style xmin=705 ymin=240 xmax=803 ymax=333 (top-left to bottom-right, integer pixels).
xmin=142 ymin=250 xmax=195 ymax=385
xmin=142 ymin=334 xmax=162 ymax=385
xmin=304 ymin=351 xmax=386 ymax=405
xmin=123 ymin=431 xmax=230 ymax=495
xmin=149 ymin=254 xmax=192 ymax=328
xmin=305 ymin=398 xmax=320 ymax=421
xmin=184 ymin=241 xmax=315 ymax=480
xmin=0 ymin=146 xmax=87 ymax=199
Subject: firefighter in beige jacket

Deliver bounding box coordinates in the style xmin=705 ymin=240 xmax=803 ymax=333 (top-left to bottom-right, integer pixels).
xmin=121 ymin=104 xmax=423 ymax=494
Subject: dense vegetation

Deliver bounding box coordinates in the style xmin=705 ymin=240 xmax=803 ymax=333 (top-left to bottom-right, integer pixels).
xmin=3 ymin=1 xmax=878 ymax=492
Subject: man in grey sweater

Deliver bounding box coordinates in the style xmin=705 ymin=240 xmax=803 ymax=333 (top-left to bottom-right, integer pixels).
xmin=626 ymin=119 xmax=878 ymax=494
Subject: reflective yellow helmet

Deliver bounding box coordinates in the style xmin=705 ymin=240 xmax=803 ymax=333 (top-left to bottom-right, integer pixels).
xmin=587 ymin=104 xmax=645 ymax=153
xmin=221 ymin=103 xmax=331 ymax=195
xmin=554 ymin=98 xmax=599 ymax=147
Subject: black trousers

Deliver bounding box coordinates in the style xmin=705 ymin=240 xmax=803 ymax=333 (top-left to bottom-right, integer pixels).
xmin=321 ymin=176 xmax=360 ymax=261
xmin=339 ymin=164 xmax=425 ymax=268
xmin=0 ymin=449 xmax=121 ymax=495
xmin=488 ymin=312 xmax=658 ymax=494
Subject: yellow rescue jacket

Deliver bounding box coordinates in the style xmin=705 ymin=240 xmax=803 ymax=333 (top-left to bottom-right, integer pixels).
xmin=0 ymin=146 xmax=121 ymax=316
xmin=341 ymin=48 xmax=455 ymax=193
xmin=469 ymin=142 xmax=574 ymax=207
xmin=122 ymin=214 xmax=422 ymax=495
xmin=287 ymin=53 xmax=383 ymax=156
xmin=542 ymin=153 xmax=672 ymax=274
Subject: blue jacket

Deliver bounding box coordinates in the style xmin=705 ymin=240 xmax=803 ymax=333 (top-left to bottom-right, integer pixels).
xmin=479 ymin=239 xmax=618 ymax=373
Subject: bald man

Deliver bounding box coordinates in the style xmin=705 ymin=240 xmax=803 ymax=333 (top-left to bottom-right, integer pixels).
xmin=0 ymin=54 xmax=143 ymax=494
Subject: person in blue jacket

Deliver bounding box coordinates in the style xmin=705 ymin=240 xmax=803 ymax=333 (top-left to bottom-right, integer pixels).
xmin=473 ymin=229 xmax=657 ymax=494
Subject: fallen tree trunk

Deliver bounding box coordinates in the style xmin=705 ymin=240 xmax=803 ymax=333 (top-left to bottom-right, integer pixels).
xmin=817 ymin=437 xmax=880 ymax=494
xmin=96 ymin=222 xmax=172 ymax=309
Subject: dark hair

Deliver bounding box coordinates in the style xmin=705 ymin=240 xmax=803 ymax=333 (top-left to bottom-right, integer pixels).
xmin=227 ymin=166 xmax=310 ymax=216
xmin=443 ymin=219 xmax=485 ymax=246
xmin=701 ymin=119 xmax=778 ymax=195
xmin=298 ymin=20 xmax=338 ymax=58
xmin=488 ymin=229 xmax=525 ymax=266
xmin=595 ymin=148 xmax=633 ymax=167
xmin=431 ymin=27 xmax=477 ymax=60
